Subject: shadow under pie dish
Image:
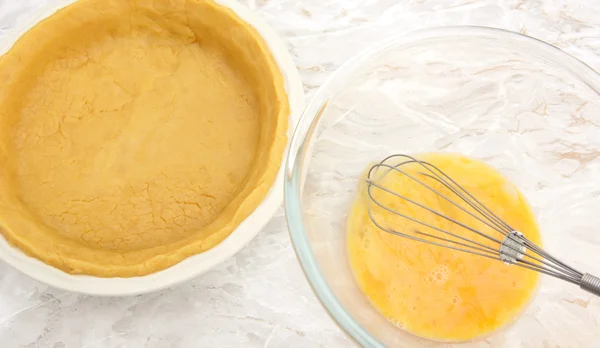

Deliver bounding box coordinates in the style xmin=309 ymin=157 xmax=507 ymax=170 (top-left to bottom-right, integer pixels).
xmin=0 ymin=0 xmax=303 ymax=293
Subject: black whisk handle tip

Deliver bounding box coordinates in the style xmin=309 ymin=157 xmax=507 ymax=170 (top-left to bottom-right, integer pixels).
xmin=581 ymin=273 xmax=600 ymax=297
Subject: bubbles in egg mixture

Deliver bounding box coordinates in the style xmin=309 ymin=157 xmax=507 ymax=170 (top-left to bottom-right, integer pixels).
xmin=426 ymin=264 xmax=450 ymax=285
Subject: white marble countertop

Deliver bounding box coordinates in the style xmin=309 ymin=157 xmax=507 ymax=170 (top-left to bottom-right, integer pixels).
xmin=1 ymin=0 xmax=600 ymax=347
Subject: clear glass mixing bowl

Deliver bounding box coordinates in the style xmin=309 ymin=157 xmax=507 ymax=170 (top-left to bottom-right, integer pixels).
xmin=284 ymin=26 xmax=600 ymax=347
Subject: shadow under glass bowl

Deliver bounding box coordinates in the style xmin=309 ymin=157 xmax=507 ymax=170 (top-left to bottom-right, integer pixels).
xmin=285 ymin=26 xmax=600 ymax=347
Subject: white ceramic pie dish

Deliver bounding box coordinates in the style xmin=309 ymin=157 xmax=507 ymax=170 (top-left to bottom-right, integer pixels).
xmin=0 ymin=0 xmax=304 ymax=296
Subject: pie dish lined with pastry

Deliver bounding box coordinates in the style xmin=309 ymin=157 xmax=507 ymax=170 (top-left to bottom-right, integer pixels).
xmin=0 ymin=0 xmax=289 ymax=277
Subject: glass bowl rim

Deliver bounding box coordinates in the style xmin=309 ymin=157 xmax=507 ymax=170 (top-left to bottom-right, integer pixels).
xmin=284 ymin=25 xmax=600 ymax=347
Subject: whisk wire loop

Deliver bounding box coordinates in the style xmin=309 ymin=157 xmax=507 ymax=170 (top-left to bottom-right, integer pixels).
xmin=365 ymin=154 xmax=599 ymax=296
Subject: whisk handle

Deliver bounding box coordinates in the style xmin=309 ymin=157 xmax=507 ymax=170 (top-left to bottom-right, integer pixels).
xmin=580 ymin=274 xmax=600 ymax=296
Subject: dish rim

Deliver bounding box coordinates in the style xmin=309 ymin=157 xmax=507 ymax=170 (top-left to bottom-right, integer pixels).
xmin=284 ymin=25 xmax=600 ymax=347
xmin=0 ymin=0 xmax=305 ymax=296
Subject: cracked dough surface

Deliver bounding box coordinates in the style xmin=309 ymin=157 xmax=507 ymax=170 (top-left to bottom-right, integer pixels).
xmin=0 ymin=0 xmax=289 ymax=277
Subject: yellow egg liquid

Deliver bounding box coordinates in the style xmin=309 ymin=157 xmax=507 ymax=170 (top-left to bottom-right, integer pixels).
xmin=348 ymin=153 xmax=541 ymax=342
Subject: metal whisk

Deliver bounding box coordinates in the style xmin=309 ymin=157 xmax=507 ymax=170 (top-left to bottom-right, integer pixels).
xmin=365 ymin=154 xmax=600 ymax=296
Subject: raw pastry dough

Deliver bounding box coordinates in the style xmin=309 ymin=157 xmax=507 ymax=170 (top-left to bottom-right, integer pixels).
xmin=0 ymin=0 xmax=289 ymax=277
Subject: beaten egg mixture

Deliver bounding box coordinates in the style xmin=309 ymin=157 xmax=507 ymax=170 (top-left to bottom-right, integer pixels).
xmin=348 ymin=153 xmax=540 ymax=341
